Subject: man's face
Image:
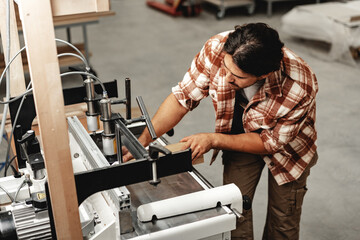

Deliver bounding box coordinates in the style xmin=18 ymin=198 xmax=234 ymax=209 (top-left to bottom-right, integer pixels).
xmin=223 ymin=53 xmax=268 ymax=90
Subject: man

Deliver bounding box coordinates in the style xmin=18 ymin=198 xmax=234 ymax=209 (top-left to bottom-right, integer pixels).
xmin=123 ymin=23 xmax=318 ymax=239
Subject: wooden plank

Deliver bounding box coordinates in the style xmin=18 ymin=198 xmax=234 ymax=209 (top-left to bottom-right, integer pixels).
xmin=50 ymin=0 xmax=110 ymax=17
xmin=51 ymin=10 xmax=115 ymax=26
xmin=0 ymin=0 xmax=26 ymax=96
xmin=96 ymin=0 xmax=111 ymax=12
xmin=13 ymin=3 xmax=116 ymax=30
xmin=51 ymin=0 xmax=97 ymax=16
xmin=127 ymin=142 xmax=204 ymax=164
xmin=164 ymin=142 xmax=204 ymax=165
xmin=18 ymin=0 xmax=82 ymax=239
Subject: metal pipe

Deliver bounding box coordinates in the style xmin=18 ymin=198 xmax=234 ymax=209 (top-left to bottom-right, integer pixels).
xmin=100 ymin=98 xmax=113 ymax=135
xmin=151 ymin=162 xmax=159 ymax=184
xmin=115 ymin=119 xmax=148 ymax=160
xmin=84 ymin=77 xmax=99 ymax=132
xmin=100 ymin=98 xmax=116 ymax=156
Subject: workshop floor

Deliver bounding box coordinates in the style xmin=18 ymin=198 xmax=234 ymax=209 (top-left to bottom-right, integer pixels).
xmin=2 ymin=0 xmax=360 ymax=239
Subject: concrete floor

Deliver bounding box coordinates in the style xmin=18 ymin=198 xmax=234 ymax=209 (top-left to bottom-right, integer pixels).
xmin=2 ymin=0 xmax=360 ymax=239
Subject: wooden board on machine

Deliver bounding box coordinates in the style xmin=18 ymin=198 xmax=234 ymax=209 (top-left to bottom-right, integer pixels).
xmin=164 ymin=142 xmax=204 ymax=165
xmin=127 ymin=142 xmax=204 ymax=165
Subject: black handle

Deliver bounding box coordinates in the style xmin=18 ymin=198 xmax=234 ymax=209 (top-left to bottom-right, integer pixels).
xmin=243 ymin=195 xmax=252 ymax=211
xmin=149 ymin=142 xmax=171 ymax=160
xmin=17 ymin=130 xmax=35 ymax=144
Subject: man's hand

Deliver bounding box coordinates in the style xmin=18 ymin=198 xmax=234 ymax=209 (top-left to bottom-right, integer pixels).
xmin=180 ymin=133 xmax=214 ymax=161
xmin=121 ymin=146 xmax=134 ymax=163
xmin=120 ymin=93 xmax=189 ymax=163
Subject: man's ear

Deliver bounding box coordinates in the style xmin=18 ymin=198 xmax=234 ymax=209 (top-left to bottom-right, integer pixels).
xmin=260 ymin=72 xmax=272 ymax=79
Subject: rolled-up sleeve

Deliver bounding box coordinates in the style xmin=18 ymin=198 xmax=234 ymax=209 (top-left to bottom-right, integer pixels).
xmin=172 ymin=40 xmax=215 ymax=111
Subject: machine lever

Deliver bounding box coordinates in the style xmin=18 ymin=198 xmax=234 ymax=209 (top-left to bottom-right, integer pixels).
xmin=17 ymin=130 xmax=35 ymax=144
xmin=111 ymin=99 xmax=127 ymax=104
xmin=136 ymin=96 xmax=157 ymax=140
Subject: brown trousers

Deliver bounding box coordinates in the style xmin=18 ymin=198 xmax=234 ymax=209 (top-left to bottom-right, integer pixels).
xmin=223 ymin=151 xmax=318 ymax=240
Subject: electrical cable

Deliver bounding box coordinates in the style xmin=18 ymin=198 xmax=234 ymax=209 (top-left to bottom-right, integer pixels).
xmin=0 ymin=32 xmax=90 ymax=141
xmin=13 ymin=174 xmax=31 ymax=203
xmin=3 ymin=85 xmax=30 ymax=178
xmin=13 ymin=179 xmax=26 ymax=203
xmin=0 ymin=44 xmax=92 ymax=175
xmin=60 ymin=71 xmax=107 ymax=95
xmin=0 ymin=37 xmax=90 ymax=88
xmin=55 ymin=38 xmax=90 ymax=70
xmin=4 ymin=155 xmax=17 ymax=177
xmin=0 ymin=45 xmax=90 ymax=102
xmin=0 ymin=89 xmax=33 ymax=105
xmin=9 ymin=164 xmax=19 ymax=176
xmin=3 ymin=83 xmax=32 ymax=177
xmin=0 ymin=184 xmax=14 ymax=202
xmin=57 ymin=53 xmax=87 ymax=65
xmin=0 ymin=35 xmax=100 ymax=167
xmin=0 ymin=50 xmax=90 ymax=105
xmin=0 ymin=39 xmax=92 ymax=102
xmin=0 ymin=37 xmax=89 ymax=92
xmin=0 ymin=46 xmax=26 ymax=87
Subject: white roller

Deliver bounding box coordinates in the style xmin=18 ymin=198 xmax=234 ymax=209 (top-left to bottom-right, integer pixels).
xmin=137 ymin=183 xmax=242 ymax=222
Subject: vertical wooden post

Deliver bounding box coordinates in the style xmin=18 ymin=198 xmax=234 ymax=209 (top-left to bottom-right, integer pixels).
xmin=0 ymin=0 xmax=26 ymax=96
xmin=18 ymin=0 xmax=82 ymax=239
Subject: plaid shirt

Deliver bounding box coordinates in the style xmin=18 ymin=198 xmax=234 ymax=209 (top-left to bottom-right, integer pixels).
xmin=172 ymin=31 xmax=318 ymax=185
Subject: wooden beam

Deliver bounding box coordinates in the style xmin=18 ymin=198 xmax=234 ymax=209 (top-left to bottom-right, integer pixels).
xmin=50 ymin=0 xmax=110 ymax=17
xmin=13 ymin=3 xmax=115 ymax=30
xmin=18 ymin=0 xmax=82 ymax=239
xmin=0 ymin=0 xmax=26 ymax=96
xmin=164 ymin=142 xmax=204 ymax=165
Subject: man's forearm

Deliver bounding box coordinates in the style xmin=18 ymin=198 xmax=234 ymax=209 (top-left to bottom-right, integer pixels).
xmin=138 ymin=93 xmax=188 ymax=147
xmin=210 ymin=132 xmax=269 ymax=155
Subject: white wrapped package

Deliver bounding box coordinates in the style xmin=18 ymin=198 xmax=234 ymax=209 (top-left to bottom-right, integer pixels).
xmin=281 ymin=2 xmax=360 ymax=65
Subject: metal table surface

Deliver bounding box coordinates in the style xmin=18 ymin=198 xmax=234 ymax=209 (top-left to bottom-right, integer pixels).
xmin=121 ymin=171 xmax=230 ymax=239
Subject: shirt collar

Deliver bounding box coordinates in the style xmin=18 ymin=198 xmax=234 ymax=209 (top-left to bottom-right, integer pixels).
xmin=261 ymin=47 xmax=299 ymax=98
xmin=281 ymin=47 xmax=303 ymax=81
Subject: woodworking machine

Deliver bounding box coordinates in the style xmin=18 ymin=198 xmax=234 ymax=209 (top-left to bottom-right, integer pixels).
xmin=0 ymin=77 xmax=251 ymax=239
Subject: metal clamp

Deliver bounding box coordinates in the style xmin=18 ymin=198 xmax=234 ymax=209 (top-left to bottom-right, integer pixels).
xmin=148 ymin=142 xmax=171 ymax=186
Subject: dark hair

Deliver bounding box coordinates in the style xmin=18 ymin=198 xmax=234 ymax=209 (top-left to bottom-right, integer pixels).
xmin=223 ymin=23 xmax=284 ymax=77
